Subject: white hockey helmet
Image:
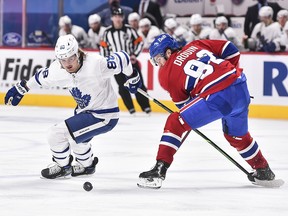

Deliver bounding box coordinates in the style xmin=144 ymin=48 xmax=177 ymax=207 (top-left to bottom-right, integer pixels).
xmin=259 ymin=6 xmax=273 ymax=18
xmin=190 ymin=14 xmax=203 ymax=25
xmin=215 ymin=16 xmax=228 ymax=25
xmin=128 ymin=12 xmax=140 ymax=22
xmin=55 ymin=34 xmax=79 ymax=60
xmin=139 ymin=18 xmax=151 ymax=27
xmin=59 ymin=15 xmax=72 ymax=27
xmin=277 ymin=9 xmax=288 ymax=19
xmin=88 ymin=14 xmax=101 ymax=25
xmin=164 ymin=18 xmax=177 ymax=29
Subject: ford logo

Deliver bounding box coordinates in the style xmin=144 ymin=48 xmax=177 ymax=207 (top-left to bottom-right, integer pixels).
xmin=3 ymin=32 xmax=22 ymax=46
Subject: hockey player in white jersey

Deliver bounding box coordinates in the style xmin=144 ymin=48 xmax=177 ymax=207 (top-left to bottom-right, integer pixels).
xmin=248 ymin=6 xmax=282 ymax=52
xmin=59 ymin=15 xmax=90 ymax=48
xmin=87 ymin=14 xmax=106 ymax=49
xmin=4 ymin=34 xmax=141 ymax=179
xmin=209 ymin=16 xmax=244 ymax=51
xmin=189 ymin=14 xmax=211 ymax=42
xmin=138 ymin=18 xmax=161 ymax=49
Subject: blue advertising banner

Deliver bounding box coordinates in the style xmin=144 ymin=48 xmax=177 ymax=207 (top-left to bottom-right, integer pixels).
xmin=1 ymin=0 xmax=139 ymax=47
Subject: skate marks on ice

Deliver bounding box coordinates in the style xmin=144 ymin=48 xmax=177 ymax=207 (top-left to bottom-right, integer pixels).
xmin=0 ymin=106 xmax=288 ymax=216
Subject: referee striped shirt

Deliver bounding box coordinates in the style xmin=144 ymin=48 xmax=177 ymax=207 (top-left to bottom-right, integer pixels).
xmin=100 ymin=24 xmax=143 ymax=57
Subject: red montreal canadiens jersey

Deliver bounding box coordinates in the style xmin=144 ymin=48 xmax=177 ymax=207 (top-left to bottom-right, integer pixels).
xmin=158 ymin=40 xmax=243 ymax=107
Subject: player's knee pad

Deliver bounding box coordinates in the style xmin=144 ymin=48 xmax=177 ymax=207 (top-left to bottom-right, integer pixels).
xmin=224 ymin=132 xmax=253 ymax=151
xmin=164 ymin=112 xmax=191 ymax=137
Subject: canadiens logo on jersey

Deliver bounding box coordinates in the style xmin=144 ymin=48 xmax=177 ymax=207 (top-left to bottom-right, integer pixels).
xmin=69 ymin=87 xmax=91 ymax=109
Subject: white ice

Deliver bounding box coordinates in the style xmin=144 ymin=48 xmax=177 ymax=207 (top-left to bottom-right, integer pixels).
xmin=0 ymin=105 xmax=287 ymax=216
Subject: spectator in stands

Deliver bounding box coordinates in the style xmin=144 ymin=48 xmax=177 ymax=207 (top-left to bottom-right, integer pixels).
xmin=87 ymin=14 xmax=106 ymax=49
xmin=134 ymin=0 xmax=163 ymax=29
xmin=164 ymin=18 xmax=192 ymax=48
xmin=209 ymin=16 xmax=244 ymax=50
xmin=58 ymin=15 xmax=90 ymax=48
xmin=189 ymin=14 xmax=211 ymax=41
xmin=97 ymin=0 xmax=133 ymax=27
xmin=128 ymin=12 xmax=140 ymax=30
xmin=138 ymin=18 xmax=161 ymax=49
xmin=248 ymin=6 xmax=282 ymax=52
xmin=244 ymin=0 xmax=283 ymax=38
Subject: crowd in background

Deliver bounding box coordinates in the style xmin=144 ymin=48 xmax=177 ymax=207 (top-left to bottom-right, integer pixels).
xmin=57 ymin=0 xmax=288 ymax=53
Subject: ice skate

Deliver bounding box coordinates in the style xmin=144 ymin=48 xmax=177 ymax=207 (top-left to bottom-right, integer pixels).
xmin=41 ymin=156 xmax=73 ymax=179
xmin=248 ymin=165 xmax=284 ymax=187
xmin=144 ymin=107 xmax=151 ymax=115
xmin=72 ymin=157 xmax=99 ymax=177
xmin=137 ymin=160 xmax=170 ymax=189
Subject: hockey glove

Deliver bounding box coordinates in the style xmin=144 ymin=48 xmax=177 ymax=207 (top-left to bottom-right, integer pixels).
xmin=280 ymin=45 xmax=286 ymax=51
xmin=124 ymin=68 xmax=142 ymax=94
xmin=5 ymin=80 xmax=29 ymax=106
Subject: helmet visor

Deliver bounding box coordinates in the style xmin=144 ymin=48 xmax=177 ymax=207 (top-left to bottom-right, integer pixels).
xmin=150 ymin=57 xmax=158 ymax=67
xmin=59 ymin=54 xmax=77 ymax=64
xmin=150 ymin=54 xmax=163 ymax=67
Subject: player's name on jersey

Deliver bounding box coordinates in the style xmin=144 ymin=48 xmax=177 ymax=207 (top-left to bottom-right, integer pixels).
xmin=174 ymin=46 xmax=199 ymax=66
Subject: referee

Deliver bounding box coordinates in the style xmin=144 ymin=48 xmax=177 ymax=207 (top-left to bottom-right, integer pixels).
xmin=100 ymin=7 xmax=151 ymax=115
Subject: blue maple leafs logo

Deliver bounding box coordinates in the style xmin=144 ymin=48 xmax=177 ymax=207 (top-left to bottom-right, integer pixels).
xmin=69 ymin=87 xmax=91 ymax=109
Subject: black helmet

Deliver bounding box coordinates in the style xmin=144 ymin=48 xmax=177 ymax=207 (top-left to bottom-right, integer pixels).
xmin=111 ymin=7 xmax=124 ymax=16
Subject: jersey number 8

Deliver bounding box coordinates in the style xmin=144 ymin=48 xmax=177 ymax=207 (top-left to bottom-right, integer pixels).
xmin=106 ymin=55 xmax=117 ymax=69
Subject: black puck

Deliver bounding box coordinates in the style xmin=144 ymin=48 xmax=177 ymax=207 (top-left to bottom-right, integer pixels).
xmin=83 ymin=181 xmax=93 ymax=191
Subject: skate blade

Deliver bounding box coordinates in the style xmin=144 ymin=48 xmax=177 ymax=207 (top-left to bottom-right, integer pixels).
xmin=71 ymin=174 xmax=93 ymax=178
xmin=40 ymin=174 xmax=72 ymax=180
xmin=137 ymin=177 xmax=162 ymax=189
xmin=252 ymin=178 xmax=285 ymax=188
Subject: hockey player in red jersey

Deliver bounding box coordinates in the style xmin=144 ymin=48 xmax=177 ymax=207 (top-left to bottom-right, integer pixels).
xmin=137 ymin=33 xmax=282 ymax=189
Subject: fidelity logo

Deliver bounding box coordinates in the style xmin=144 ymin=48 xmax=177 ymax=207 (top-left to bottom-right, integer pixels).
xmin=1 ymin=58 xmax=53 ymax=81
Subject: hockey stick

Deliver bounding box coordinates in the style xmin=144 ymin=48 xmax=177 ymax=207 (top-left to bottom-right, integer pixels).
xmin=137 ymin=88 xmax=250 ymax=176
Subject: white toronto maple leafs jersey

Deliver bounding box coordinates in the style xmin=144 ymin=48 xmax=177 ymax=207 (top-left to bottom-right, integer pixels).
xmin=26 ymin=51 xmax=133 ymax=119
xmin=251 ymin=22 xmax=282 ymax=48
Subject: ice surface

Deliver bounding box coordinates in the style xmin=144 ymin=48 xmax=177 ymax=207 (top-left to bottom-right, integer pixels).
xmin=0 ymin=105 xmax=287 ymax=216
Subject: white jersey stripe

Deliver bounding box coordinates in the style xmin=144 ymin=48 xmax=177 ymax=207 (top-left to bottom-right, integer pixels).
xmin=73 ymin=119 xmax=109 ymax=138
xmin=159 ymin=142 xmax=179 ymax=151
xmin=180 ymin=97 xmax=203 ymax=113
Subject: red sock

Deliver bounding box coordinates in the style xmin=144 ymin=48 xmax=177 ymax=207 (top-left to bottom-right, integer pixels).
xmin=224 ymin=132 xmax=268 ymax=169
xmin=155 ymin=113 xmax=191 ymax=164
xmin=156 ymin=144 xmax=177 ymax=164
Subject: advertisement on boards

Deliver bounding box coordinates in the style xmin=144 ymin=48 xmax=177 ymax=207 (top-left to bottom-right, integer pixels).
xmin=0 ymin=49 xmax=170 ymax=99
xmin=0 ymin=48 xmax=287 ymax=118
xmin=240 ymin=54 xmax=288 ymax=106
